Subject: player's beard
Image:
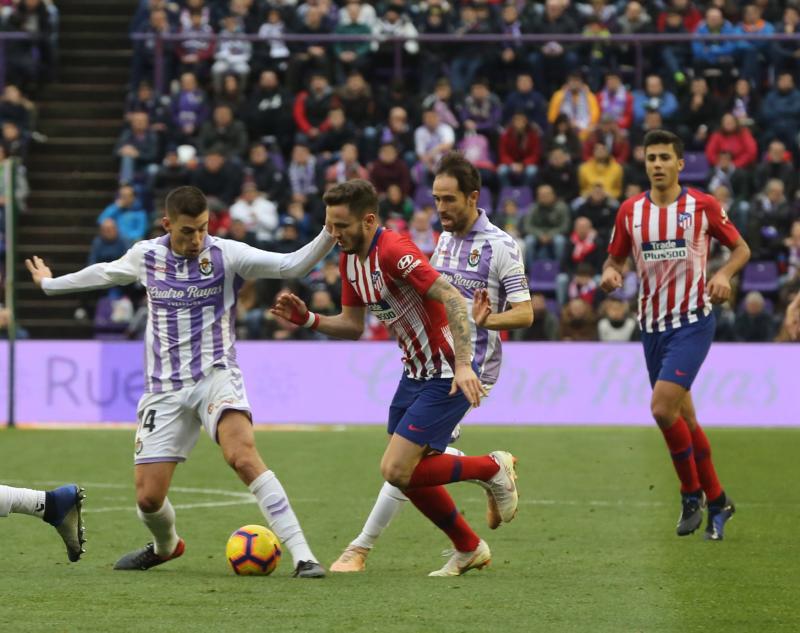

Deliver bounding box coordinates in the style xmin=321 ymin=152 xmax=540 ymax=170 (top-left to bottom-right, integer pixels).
xmin=341 ymin=230 xmax=365 ymax=255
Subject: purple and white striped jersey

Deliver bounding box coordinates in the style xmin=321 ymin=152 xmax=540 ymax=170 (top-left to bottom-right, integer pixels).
xmin=42 ymin=229 xmax=335 ymax=393
xmin=429 ymin=210 xmax=529 ymax=385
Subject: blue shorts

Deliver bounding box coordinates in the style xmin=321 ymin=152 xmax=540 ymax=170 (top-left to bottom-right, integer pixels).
xmin=641 ymin=312 xmax=715 ymax=390
xmin=387 ymin=373 xmax=472 ymax=453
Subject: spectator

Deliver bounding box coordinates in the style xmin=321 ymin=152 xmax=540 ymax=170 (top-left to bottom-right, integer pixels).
xmin=657 ymin=0 xmax=703 ymax=33
xmin=597 ymin=298 xmax=638 ymax=341
xmin=522 ymin=184 xmax=570 ymax=263
xmin=491 ymin=2 xmax=528 ymax=92
xmin=197 ymin=104 xmax=248 ymax=160
xmin=737 ymin=4 xmax=775 ymax=85
xmin=582 ymin=114 xmax=630 ymax=164
xmin=539 ymin=147 xmax=580 ymax=202
xmin=557 ymin=216 xmax=605 ymax=304
xmin=517 ymin=293 xmax=559 ymax=341
xmin=417 ymin=5 xmax=453 ymax=94
xmin=293 ymin=72 xmax=339 ymax=143
xmin=313 ymin=107 xmax=359 ymax=157
xmin=421 ymin=78 xmax=460 ymax=133
xmin=176 ymin=8 xmax=215 ymax=81
xmin=784 ymin=220 xmax=800 ymax=281
xmin=623 ymin=144 xmax=649 ymax=191
xmin=252 ymin=7 xmax=291 ymax=77
xmin=458 ymin=130 xmax=497 ymax=192
xmin=212 ymin=13 xmax=252 ymax=95
xmin=526 ymin=0 xmax=581 ymax=95
xmin=246 ymin=143 xmax=288 ymax=207
xmin=494 ymin=199 xmax=527 ymax=241
xmin=449 ymin=4 xmax=490 ymax=94
xmin=97 ymin=185 xmax=148 ymax=245
xmin=0 ymin=85 xmax=33 ymax=133
xmin=0 ymin=307 xmax=29 ymax=340
xmin=595 ymin=71 xmax=633 ymax=130
xmin=413 ymin=108 xmax=455 ymax=185
xmin=189 ymin=148 xmax=243 ymax=208
xmin=772 ymin=5 xmax=800 ymax=78
xmin=706 ymin=113 xmax=758 ymax=170
xmin=244 ymin=70 xmax=294 ymax=154
xmin=217 ymin=74 xmax=246 ymax=116
xmin=325 ymin=142 xmax=368 ymax=184
xmin=272 ymin=216 xmax=304 ymax=254
xmin=337 ymin=70 xmax=377 ymax=134
xmin=370 ymin=3 xmax=420 ymax=78
xmin=407 ymin=209 xmax=440 ymax=258
xmin=286 ymin=5 xmax=333 ymax=93
xmin=333 ymin=0 xmax=372 ymax=80
xmin=89 ymin=219 xmax=128 ymax=265
xmin=378 ymin=183 xmax=414 ymax=222
xmin=547 ymin=72 xmax=600 ymax=140
xmin=0 ymin=143 xmax=29 ymax=211
xmin=502 ymin=72 xmax=548 ymax=132
xmin=542 ymin=113 xmax=583 ymax=162
xmin=288 ymin=141 xmax=320 ymax=203
xmin=574 ymin=184 xmax=617 ymax=240
xmin=706 ymin=151 xmax=752 ymax=200
xmin=659 ymin=8 xmax=691 ymax=88
xmin=759 ymin=72 xmax=800 ymax=155
xmin=130 ymin=8 xmax=174 ymax=90
xmin=726 ymin=78 xmax=760 ymax=128
xmin=692 ymin=8 xmax=738 ymax=88
xmin=632 ymin=74 xmax=678 ymax=126
xmin=748 ymin=179 xmax=795 ymax=259
xmin=497 ymin=111 xmax=541 ymax=189
xmin=368 ymin=142 xmax=412 ymax=196
xmin=612 ymin=1 xmax=653 ymax=72
xmin=458 ymin=79 xmax=503 ymax=146
xmin=567 ymin=261 xmax=599 ymax=306
xmin=676 ymin=77 xmax=719 ymax=151
xmin=558 ymin=297 xmax=598 ymax=341
xmin=753 ymin=140 xmax=798 ymax=201
xmin=171 ymin=72 xmax=209 ymax=144
xmin=578 ymin=142 xmax=624 ymax=200
xmin=114 ymin=111 xmax=159 ymax=185
xmin=734 ymin=291 xmax=775 ymax=341
xmin=151 ymin=147 xmax=193 ymax=203
xmin=229 ymin=181 xmax=279 ymax=245
xmin=376 ymin=106 xmax=415 ymax=164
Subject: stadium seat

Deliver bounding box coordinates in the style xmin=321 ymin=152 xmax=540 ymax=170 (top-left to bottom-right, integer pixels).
xmin=497 ymin=186 xmax=533 ymax=215
xmin=681 ymin=152 xmax=710 ymax=185
xmin=528 ymin=259 xmax=560 ymax=293
xmin=478 ymin=188 xmax=494 ymax=215
xmin=740 ymin=261 xmax=780 ymax=294
xmin=93 ymin=296 xmax=128 ymax=340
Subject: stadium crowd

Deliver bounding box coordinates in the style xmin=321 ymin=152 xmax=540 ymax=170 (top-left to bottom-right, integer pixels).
xmin=87 ymin=0 xmax=800 ymax=342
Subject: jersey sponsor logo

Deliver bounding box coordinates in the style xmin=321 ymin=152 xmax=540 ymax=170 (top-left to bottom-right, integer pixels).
xmin=678 ymin=211 xmax=693 ymax=230
xmin=642 ymin=239 xmax=688 ymax=261
xmin=368 ymin=300 xmax=397 ymax=322
xmin=148 ymin=284 xmax=223 ymax=300
xmin=397 ymin=254 xmax=416 ymax=270
xmin=468 ymin=248 xmax=481 ymax=267
xmin=371 ymin=270 xmax=384 ymax=293
xmin=401 ymin=259 xmax=422 ymax=278
xmin=439 ymin=271 xmax=487 ymax=291
xmin=199 ymin=257 xmax=214 ymax=275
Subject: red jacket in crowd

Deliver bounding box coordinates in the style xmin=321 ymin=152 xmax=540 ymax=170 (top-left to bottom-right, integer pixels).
xmin=498 ymin=125 xmax=541 ymax=166
xmin=705 ymin=127 xmax=758 ymax=168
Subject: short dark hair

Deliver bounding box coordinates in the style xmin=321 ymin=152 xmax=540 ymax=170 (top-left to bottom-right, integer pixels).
xmin=434 ymin=151 xmax=481 ymax=197
xmin=643 ymin=129 xmax=684 ymax=159
xmin=165 ymin=186 xmax=208 ymax=219
xmin=322 ymin=179 xmax=378 ymax=219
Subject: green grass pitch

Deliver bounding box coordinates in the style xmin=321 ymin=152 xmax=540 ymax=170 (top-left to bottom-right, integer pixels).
xmin=1 ymin=426 xmax=798 ymax=633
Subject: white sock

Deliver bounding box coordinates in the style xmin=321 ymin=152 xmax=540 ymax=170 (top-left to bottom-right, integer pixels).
xmin=444 ymin=447 xmax=465 ymax=457
xmin=249 ymin=470 xmax=316 ymax=566
xmin=137 ymin=498 xmax=179 ymax=557
xmin=0 ymin=485 xmax=46 ymax=519
xmin=351 ymin=481 xmax=408 ymax=550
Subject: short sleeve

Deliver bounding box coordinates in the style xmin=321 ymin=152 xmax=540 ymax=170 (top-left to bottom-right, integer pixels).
xmin=339 ymin=253 xmax=365 ymax=307
xmin=379 ymin=233 xmax=440 ymax=296
xmin=704 ymin=195 xmax=741 ymax=249
xmin=496 ymin=237 xmax=530 ymax=303
xmin=608 ymin=202 xmax=633 ymax=258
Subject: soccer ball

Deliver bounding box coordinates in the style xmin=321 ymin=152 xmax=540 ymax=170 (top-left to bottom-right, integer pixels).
xmin=226 ymin=524 xmax=282 ymax=576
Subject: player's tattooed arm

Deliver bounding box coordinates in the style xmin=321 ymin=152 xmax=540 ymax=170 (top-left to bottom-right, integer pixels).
xmin=426 ymin=277 xmax=472 ymax=365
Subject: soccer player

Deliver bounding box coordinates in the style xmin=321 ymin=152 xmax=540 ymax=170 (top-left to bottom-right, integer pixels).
xmin=785 ymin=292 xmax=800 ymax=340
xmin=601 ymin=129 xmax=751 ymax=540
xmin=0 ymin=483 xmax=86 ymax=562
xmin=272 ymin=178 xmax=520 ymax=576
xmin=327 ymin=152 xmax=533 ymax=572
xmin=26 ymin=186 xmax=335 ymax=577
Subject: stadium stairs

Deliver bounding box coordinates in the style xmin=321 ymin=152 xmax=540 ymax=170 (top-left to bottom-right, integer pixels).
xmin=15 ymin=0 xmax=138 ymax=338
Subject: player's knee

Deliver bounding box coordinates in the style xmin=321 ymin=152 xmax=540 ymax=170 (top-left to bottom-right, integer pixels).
xmin=381 ymin=463 xmax=411 ymax=489
xmin=136 ymin=492 xmax=166 ymax=514
xmin=651 ymin=401 xmax=677 ymax=428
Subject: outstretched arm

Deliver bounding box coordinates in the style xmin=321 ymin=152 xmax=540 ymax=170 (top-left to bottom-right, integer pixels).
xmin=473 ymin=290 xmax=533 ymax=331
xmin=233 ymin=228 xmax=336 ymax=280
xmin=271 ymin=292 xmax=365 ymax=340
xmin=27 ymin=250 xmax=140 ymax=296
xmin=426 ymin=276 xmax=485 ymax=407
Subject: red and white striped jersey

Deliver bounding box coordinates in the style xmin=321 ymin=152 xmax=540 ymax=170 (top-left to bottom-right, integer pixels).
xmin=608 ymin=187 xmax=741 ymax=333
xmin=340 ymin=228 xmax=456 ymax=379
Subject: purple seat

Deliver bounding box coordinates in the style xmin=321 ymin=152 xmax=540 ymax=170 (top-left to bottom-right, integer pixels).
xmin=478 ymin=188 xmax=494 ymax=215
xmin=528 ymin=259 xmax=559 ymax=293
xmin=545 ymin=298 xmax=561 ymax=315
xmin=740 ymin=261 xmax=780 ymax=293
xmin=497 ymin=186 xmax=533 ymax=215
xmin=681 ymin=152 xmax=710 ymax=185
xmin=93 ymin=296 xmax=128 ymax=340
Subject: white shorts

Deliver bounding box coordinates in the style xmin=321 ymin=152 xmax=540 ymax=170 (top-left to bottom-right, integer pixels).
xmin=134 ymin=367 xmax=251 ymax=465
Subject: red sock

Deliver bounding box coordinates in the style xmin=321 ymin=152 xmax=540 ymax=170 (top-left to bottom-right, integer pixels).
xmin=406 ymin=454 xmax=499 ymax=489
xmin=660 ymin=417 xmax=701 ymax=494
xmin=405 ymin=486 xmax=480 ymax=552
xmin=689 ymin=423 xmax=723 ymax=502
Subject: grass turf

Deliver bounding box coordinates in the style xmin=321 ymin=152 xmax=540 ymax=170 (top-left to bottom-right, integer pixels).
xmin=1 ymin=426 xmax=798 ymax=633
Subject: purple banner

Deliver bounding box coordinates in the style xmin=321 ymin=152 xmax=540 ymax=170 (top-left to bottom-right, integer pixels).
xmin=0 ymin=341 xmax=795 ymax=426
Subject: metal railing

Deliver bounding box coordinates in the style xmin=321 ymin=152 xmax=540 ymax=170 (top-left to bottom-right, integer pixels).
xmin=130 ymin=31 xmax=800 ymax=95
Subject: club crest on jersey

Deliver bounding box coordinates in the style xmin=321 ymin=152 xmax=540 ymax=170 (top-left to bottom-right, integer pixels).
xmin=678 ymin=211 xmax=693 ymax=230
xmin=468 ymin=248 xmax=481 ymax=267
xmin=371 ymin=270 xmax=384 ymax=293
xmin=199 ymin=257 xmax=214 ymax=276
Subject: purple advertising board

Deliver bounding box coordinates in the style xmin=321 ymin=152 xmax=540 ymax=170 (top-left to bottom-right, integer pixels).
xmin=0 ymin=341 xmax=795 ymax=426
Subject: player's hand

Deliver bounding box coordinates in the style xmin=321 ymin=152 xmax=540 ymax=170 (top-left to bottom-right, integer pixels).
xmin=472 ymin=288 xmax=492 ymax=328
xmin=449 ymin=363 xmax=487 ymax=408
xmin=707 ymin=272 xmax=731 ymax=304
xmin=600 ymin=267 xmax=623 ymax=293
xmin=25 ymin=255 xmax=52 ymax=288
xmin=270 ymin=292 xmax=309 ymax=326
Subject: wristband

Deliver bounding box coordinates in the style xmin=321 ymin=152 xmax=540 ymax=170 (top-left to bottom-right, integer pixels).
xmin=302 ymin=311 xmax=320 ymax=330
